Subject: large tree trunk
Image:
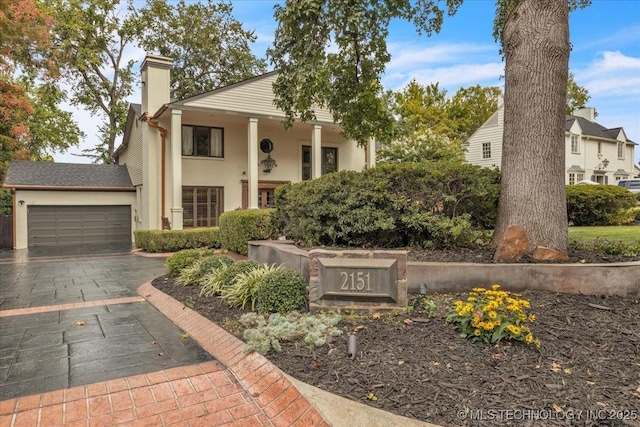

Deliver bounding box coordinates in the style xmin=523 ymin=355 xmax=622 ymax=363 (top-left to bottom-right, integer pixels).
xmin=492 ymin=0 xmax=570 ymax=261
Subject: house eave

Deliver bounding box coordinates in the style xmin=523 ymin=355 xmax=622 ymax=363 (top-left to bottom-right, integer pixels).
xmin=167 ymin=104 xmax=338 ymax=127
xmin=4 ymin=185 xmax=136 ymax=192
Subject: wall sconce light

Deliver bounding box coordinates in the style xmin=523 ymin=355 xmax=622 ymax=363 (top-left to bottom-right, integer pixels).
xmin=596 ymin=158 xmax=610 ymax=170
xmin=18 ymin=200 xmax=25 ymax=206
xmin=259 ymin=138 xmax=276 ymax=173
xmin=261 ymin=154 xmax=277 ymax=174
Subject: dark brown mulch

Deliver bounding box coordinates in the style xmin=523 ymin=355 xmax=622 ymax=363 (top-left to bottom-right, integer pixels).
xmin=152 ymin=274 xmax=640 ymax=427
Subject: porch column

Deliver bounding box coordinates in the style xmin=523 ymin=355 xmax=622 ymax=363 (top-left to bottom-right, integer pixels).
xmin=170 ymin=109 xmax=183 ymax=229
xmin=367 ymin=137 xmax=377 ymax=168
xmin=312 ymin=125 xmax=322 ymax=179
xmin=247 ymin=118 xmax=259 ymax=209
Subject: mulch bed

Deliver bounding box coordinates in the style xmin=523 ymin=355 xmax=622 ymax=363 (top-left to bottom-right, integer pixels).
xmin=407 ymin=248 xmax=640 ymax=264
xmin=152 ymin=266 xmax=640 ymax=427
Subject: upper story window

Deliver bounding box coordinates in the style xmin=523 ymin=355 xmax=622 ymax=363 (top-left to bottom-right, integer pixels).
xmin=482 ymin=142 xmax=491 ymax=159
xmin=570 ymin=135 xmax=580 ymax=154
xmin=617 ymin=141 xmax=624 ymax=159
xmin=182 ymin=125 xmax=223 ymax=157
xmin=302 ymin=146 xmax=338 ymax=180
xmin=597 ymin=141 xmax=602 ymax=155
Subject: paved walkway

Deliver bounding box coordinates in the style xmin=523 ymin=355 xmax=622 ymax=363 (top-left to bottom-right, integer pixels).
xmin=0 ymin=252 xmax=435 ymax=427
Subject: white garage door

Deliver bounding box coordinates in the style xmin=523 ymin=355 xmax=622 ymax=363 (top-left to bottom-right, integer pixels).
xmin=28 ymin=205 xmax=131 ymax=247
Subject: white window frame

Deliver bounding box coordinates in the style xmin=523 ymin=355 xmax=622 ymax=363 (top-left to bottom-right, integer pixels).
xmin=182 ymin=125 xmax=224 ymax=158
xmin=482 ymin=142 xmax=491 ymax=159
xmin=570 ymin=135 xmax=580 ymax=154
xmin=617 ymin=142 xmax=624 ymax=159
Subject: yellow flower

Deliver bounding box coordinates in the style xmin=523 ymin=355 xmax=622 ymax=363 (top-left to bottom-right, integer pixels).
xmin=528 ymin=314 xmax=536 ymax=322
xmin=506 ymin=324 xmax=522 ymax=335
xmin=525 ymin=333 xmax=534 ymax=344
xmin=488 ymin=311 xmax=497 ymax=320
xmin=474 ymin=329 xmax=481 ymax=336
xmin=472 ymin=287 xmax=486 ymax=293
xmin=491 ymin=284 xmax=501 ymax=291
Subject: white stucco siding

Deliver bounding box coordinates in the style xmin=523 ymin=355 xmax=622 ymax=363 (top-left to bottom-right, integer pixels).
xmin=13 ymin=190 xmax=137 ymax=249
xmin=179 ymin=119 xmax=364 ymax=212
xmin=181 ymin=74 xmax=335 ymax=124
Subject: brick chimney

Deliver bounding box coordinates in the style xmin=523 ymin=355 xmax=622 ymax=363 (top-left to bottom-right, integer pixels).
xmin=140 ymin=55 xmax=172 ymax=116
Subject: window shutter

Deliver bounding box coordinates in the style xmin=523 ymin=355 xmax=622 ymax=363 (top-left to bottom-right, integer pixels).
xmin=590 ymin=175 xmax=595 ymax=181
xmin=605 ymin=176 xmax=609 ymax=185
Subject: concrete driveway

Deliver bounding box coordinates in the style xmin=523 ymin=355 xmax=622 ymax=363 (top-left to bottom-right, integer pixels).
xmin=0 ymin=254 xmax=212 ymax=400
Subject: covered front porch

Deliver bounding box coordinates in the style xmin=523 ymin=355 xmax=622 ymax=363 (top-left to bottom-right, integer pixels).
xmin=154 ymin=109 xmax=375 ymax=230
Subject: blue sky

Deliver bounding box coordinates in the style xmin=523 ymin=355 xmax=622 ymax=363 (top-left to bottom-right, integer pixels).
xmin=54 ymin=0 xmax=640 ymax=164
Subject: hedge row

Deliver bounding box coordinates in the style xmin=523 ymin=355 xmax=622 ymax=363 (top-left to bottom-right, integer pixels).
xmin=219 ymin=209 xmax=276 ymax=255
xmin=274 ymin=161 xmax=500 ymax=248
xmin=566 ymin=185 xmax=637 ymax=226
xmin=134 ymin=227 xmax=221 ymax=253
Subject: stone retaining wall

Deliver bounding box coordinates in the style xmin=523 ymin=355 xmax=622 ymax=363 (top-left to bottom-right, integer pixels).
xmin=248 ymin=241 xmax=640 ymax=297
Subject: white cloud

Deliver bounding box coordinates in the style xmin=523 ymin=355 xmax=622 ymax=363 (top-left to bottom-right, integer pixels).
xmin=575 ymin=51 xmax=640 ymax=96
xmin=385 ymin=62 xmax=504 ymax=92
xmin=387 ymin=42 xmax=496 ymax=71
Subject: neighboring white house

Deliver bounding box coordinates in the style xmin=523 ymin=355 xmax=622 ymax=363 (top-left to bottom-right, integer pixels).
xmin=1 ymin=54 xmax=374 ymax=250
xmin=465 ymin=100 xmax=637 ymax=185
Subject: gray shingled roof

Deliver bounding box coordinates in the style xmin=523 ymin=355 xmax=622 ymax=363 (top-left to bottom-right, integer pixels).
xmin=566 ymin=116 xmax=635 ymax=143
xmin=3 ymin=160 xmax=133 ymax=189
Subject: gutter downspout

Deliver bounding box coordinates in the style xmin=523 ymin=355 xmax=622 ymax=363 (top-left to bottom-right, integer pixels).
xmin=146 ymin=117 xmax=168 ymax=220
xmin=12 ymin=188 xmax=16 ymax=249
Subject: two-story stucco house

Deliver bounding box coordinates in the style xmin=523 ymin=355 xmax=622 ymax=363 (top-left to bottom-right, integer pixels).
xmin=465 ymin=100 xmax=636 ymax=185
xmin=3 ymin=55 xmax=374 ymax=250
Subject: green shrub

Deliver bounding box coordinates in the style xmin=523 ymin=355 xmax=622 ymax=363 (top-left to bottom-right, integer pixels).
xmin=165 ymin=248 xmax=216 ymax=277
xmin=274 ymin=161 xmax=499 ymax=248
xmin=240 ymin=311 xmax=343 ymax=355
xmin=220 ymin=264 xmax=281 ymax=310
xmin=176 ymin=254 xmax=234 ymax=286
xmin=0 ymin=189 xmax=12 ymax=215
xmin=219 ymin=209 xmax=276 ymax=255
xmin=200 ymin=260 xmax=260 ymax=297
xmin=566 ymin=185 xmax=637 ymax=226
xmin=134 ymin=227 xmax=221 ymax=253
xmin=401 ymin=212 xmax=489 ymax=249
xmin=570 ymin=238 xmax=640 ymax=257
xmin=255 ymin=268 xmax=308 ymax=314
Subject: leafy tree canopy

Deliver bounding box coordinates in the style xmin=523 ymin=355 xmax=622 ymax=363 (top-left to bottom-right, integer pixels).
xmin=42 ymin=0 xmax=138 ymax=164
xmin=391 ymin=81 xmax=501 ymax=144
xmin=133 ymin=0 xmax=267 ymax=100
xmin=566 ymin=72 xmax=591 ymax=115
xmin=377 ymin=129 xmax=465 ymax=164
xmin=1 ymin=0 xmax=82 ymax=185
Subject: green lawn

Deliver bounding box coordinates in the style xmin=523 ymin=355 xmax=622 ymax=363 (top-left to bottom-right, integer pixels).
xmin=568 ymin=225 xmax=640 ymax=244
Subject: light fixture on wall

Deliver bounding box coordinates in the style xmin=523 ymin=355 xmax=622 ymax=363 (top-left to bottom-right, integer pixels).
xmin=596 ymin=158 xmax=610 ymax=170
xmin=18 ymin=200 xmax=25 ymax=206
xmin=259 ymin=138 xmax=277 ymax=173
xmin=261 ymin=154 xmax=277 ymax=174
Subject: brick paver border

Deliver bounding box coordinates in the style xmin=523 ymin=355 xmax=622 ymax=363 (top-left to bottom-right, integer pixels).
xmin=138 ymin=282 xmax=328 ymax=427
xmin=0 ymin=283 xmax=329 ymax=426
xmin=0 ymin=296 xmax=145 ymax=318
